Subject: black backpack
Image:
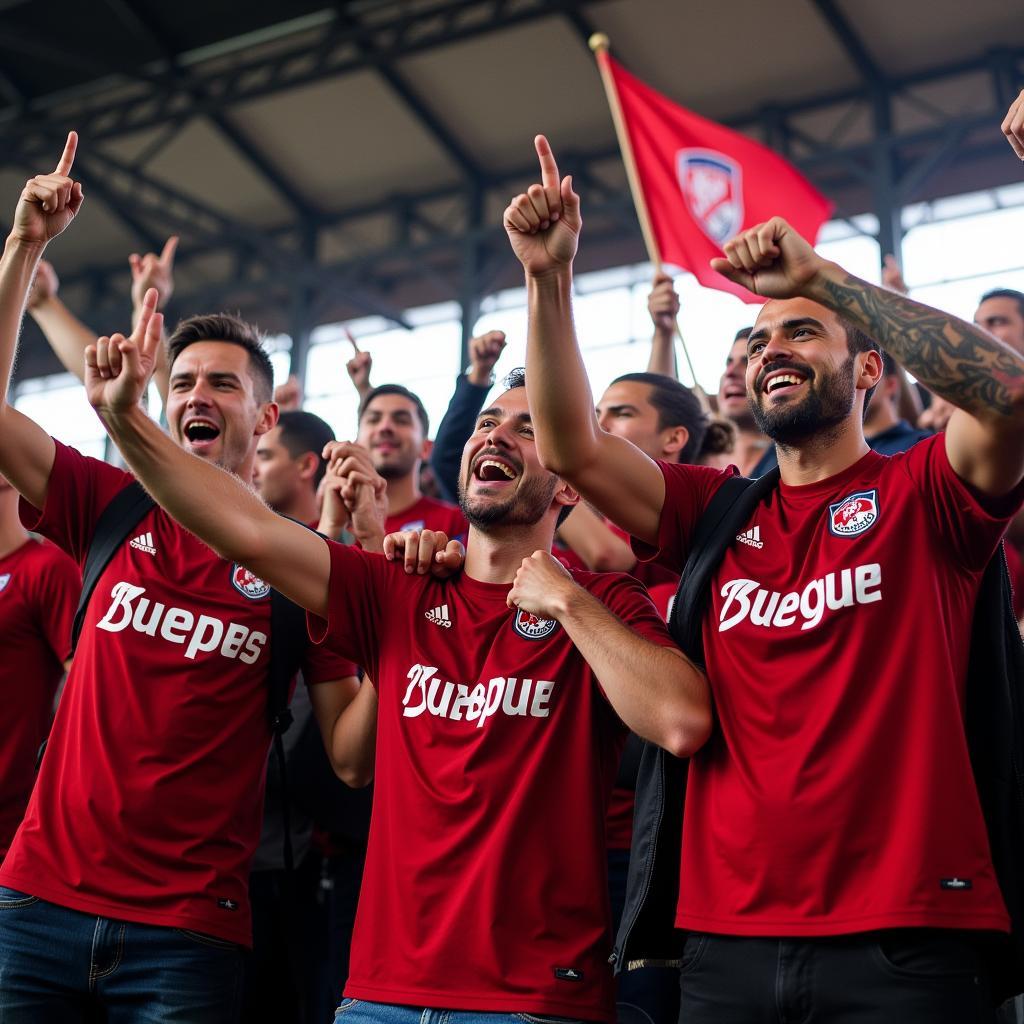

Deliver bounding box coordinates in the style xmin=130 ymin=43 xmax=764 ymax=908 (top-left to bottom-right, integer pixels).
xmin=67 ymin=480 xmax=309 ymax=870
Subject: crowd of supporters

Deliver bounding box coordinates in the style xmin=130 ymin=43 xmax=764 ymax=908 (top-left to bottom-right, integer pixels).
xmin=0 ymin=91 xmax=1022 ymax=1024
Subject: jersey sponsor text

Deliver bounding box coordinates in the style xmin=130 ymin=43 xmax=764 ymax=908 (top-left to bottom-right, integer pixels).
xmin=402 ymin=663 xmax=555 ymax=727
xmin=718 ymin=563 xmax=882 ymax=633
xmin=95 ymin=581 xmax=268 ymax=663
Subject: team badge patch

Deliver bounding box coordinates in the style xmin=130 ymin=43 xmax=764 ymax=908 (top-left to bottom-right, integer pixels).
xmin=676 ymin=149 xmax=744 ymax=245
xmin=398 ymin=519 xmax=425 ymax=532
xmin=0 ymin=573 xmax=9 ymax=593
xmin=231 ymin=564 xmax=271 ymax=600
xmin=513 ymin=608 xmax=558 ymax=641
xmin=828 ymin=489 xmax=880 ymax=538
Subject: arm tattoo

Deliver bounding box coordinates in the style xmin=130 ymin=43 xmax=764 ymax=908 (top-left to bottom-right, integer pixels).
xmin=814 ymin=273 xmax=1024 ymax=418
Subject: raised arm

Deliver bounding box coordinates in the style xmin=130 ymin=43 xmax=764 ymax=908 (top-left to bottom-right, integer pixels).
xmin=504 ymin=136 xmax=666 ymax=544
xmin=128 ymin=235 xmax=177 ymax=404
xmin=711 ymin=217 xmax=1024 ymax=497
xmin=508 ymin=553 xmax=711 ymax=757
xmin=0 ymin=133 xmax=84 ymax=510
xmin=645 ymin=272 xmax=680 ymax=378
xmin=430 ymin=330 xmax=506 ymax=501
xmin=25 ymin=260 xmax=101 ymax=385
xmin=86 ymin=296 xmax=332 ymax=617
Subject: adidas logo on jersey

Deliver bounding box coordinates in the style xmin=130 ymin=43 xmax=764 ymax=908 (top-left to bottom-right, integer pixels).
xmin=129 ymin=532 xmax=157 ymax=555
xmin=425 ymin=604 xmax=453 ymax=628
xmin=736 ymin=525 xmax=764 ymax=549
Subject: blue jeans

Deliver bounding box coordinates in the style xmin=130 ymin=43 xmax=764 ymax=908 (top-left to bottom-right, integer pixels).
xmin=0 ymin=886 xmax=243 ymax=1023
xmin=333 ymin=999 xmax=587 ymax=1024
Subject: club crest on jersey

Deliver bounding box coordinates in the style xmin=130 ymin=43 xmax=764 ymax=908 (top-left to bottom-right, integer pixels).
xmin=231 ymin=564 xmax=271 ymax=600
xmin=0 ymin=573 xmax=9 ymax=593
xmin=513 ymin=608 xmax=558 ymax=640
xmin=676 ymin=149 xmax=744 ymax=245
xmin=828 ymin=489 xmax=879 ymax=538
xmin=398 ymin=519 xmax=425 ymax=532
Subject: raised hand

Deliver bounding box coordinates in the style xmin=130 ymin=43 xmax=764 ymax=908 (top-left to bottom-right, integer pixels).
xmin=85 ymin=288 xmax=162 ymax=417
xmin=130 ymin=235 xmax=178 ymax=312
xmin=506 ymin=550 xmax=575 ymax=619
xmin=26 ymin=260 xmax=59 ymax=310
xmin=709 ymin=217 xmax=828 ymax=299
xmin=12 ymin=132 xmax=84 ymax=245
xmin=345 ymin=329 xmax=373 ymax=397
xmin=503 ymin=135 xmax=581 ymax=277
xmin=274 ymin=375 xmax=303 ymax=412
xmin=383 ymin=528 xmax=465 ymax=578
xmin=467 ymin=330 xmax=506 ymax=386
xmin=1003 ymin=89 xmax=1024 ymax=160
xmin=648 ymin=272 xmax=680 ymax=331
xmin=881 ymin=254 xmax=908 ymax=295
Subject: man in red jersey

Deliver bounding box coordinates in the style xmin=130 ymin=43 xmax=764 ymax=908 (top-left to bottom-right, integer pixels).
xmin=83 ymin=259 xmax=712 ymax=1024
xmin=0 ymin=471 xmax=79 ymax=861
xmin=0 ymin=135 xmax=358 ymax=1023
xmin=505 ymin=133 xmax=1024 ymax=1023
xmin=356 ymin=383 xmax=467 ymax=537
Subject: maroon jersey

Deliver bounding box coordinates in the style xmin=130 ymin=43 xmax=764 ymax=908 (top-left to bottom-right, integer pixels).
xmin=0 ymin=537 xmax=79 ymax=859
xmin=309 ymin=539 xmax=677 ymax=1022
xmin=0 ymin=442 xmax=356 ymax=945
xmin=635 ymin=434 xmax=1023 ymax=936
xmin=385 ymin=495 xmax=467 ymax=539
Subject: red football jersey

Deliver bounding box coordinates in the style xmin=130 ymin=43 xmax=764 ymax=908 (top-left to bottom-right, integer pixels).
xmin=634 ymin=434 xmax=1022 ymax=936
xmin=0 ymin=537 xmax=79 ymax=859
xmin=0 ymin=442 xmax=356 ymax=945
xmin=385 ymin=495 xmax=467 ymax=540
xmin=308 ymin=539 xmax=677 ymax=1022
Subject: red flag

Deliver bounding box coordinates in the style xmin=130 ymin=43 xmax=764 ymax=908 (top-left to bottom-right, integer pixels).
xmin=602 ymin=54 xmax=833 ymax=301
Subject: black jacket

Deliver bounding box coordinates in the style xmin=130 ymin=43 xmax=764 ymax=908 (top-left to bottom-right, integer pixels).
xmin=612 ymin=472 xmax=1024 ymax=1002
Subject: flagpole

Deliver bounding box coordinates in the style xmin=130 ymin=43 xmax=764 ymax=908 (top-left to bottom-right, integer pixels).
xmin=588 ymin=33 xmax=703 ymax=396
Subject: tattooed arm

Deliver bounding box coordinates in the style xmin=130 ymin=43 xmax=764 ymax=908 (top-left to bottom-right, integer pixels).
xmin=711 ymin=216 xmax=1024 ymax=497
xmin=809 ymin=266 xmax=1024 ymax=495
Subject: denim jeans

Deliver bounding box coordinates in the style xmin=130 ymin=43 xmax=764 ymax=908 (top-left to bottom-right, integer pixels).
xmin=0 ymin=886 xmax=243 ymax=1023
xmin=333 ymin=999 xmax=587 ymax=1024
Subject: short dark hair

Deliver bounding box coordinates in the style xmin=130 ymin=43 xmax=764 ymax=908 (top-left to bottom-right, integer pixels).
xmin=166 ymin=313 xmax=274 ymax=403
xmin=277 ymin=410 xmax=336 ymax=488
xmin=499 ymin=367 xmax=571 ymax=526
xmin=359 ymin=384 xmax=429 ymax=436
xmin=734 ymin=326 xmax=753 ymax=343
xmin=979 ymin=288 xmax=1024 ymax=320
xmin=611 ymin=372 xmax=710 ymax=465
xmin=839 ymin=318 xmax=881 ymax=414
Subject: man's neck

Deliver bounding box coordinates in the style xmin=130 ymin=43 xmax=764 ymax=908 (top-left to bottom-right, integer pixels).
xmin=385 ymin=473 xmax=422 ymax=519
xmin=464 ymin=521 xmax=557 ymax=584
xmin=732 ymin=427 xmax=773 ymax=477
xmin=774 ymin=417 xmax=871 ymax=486
xmin=273 ymin=489 xmax=320 ymax=527
xmin=0 ymin=492 xmax=28 ymax=559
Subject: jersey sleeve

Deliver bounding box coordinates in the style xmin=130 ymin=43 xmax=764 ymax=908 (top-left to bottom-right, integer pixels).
xmin=629 ymin=461 xmax=735 ymax=572
xmin=896 ymin=432 xmax=1024 ymax=573
xmin=18 ymin=440 xmax=134 ymax=566
xmin=29 ymin=542 xmax=82 ymax=663
xmin=305 ymin=537 xmax=388 ymax=679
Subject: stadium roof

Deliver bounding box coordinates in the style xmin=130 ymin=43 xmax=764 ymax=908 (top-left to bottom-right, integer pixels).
xmin=3 ymin=0 xmax=1023 ymax=380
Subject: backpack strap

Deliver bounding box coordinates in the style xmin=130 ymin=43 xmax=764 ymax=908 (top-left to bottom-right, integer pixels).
xmin=71 ymin=481 xmax=155 ymax=652
xmin=668 ymin=467 xmax=780 ymax=664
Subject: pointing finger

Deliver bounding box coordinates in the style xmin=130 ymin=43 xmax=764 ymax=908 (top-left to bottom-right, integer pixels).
xmin=54 ymin=131 xmax=78 ymax=176
xmin=535 ymin=134 xmax=560 ymax=192
xmin=160 ymin=235 xmax=179 ymax=268
xmin=344 ymin=326 xmax=360 ymax=354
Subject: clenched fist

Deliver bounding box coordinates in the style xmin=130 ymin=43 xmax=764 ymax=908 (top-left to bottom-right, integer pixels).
xmin=467 ymin=330 xmax=506 ymax=386
xmin=506 ymin=549 xmax=576 ymax=620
